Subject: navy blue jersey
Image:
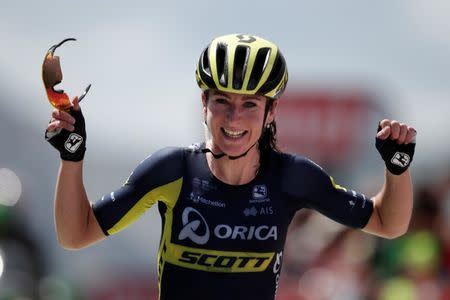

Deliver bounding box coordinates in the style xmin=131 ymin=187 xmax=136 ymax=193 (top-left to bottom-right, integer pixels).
xmin=93 ymin=145 xmax=373 ymax=300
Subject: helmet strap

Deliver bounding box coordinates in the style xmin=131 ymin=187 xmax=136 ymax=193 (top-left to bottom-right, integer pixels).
xmin=201 ymin=142 xmax=258 ymax=160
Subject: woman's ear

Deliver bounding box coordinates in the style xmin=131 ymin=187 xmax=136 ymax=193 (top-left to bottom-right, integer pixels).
xmin=201 ymin=92 xmax=207 ymax=122
xmin=266 ymin=99 xmax=278 ymax=125
xmin=201 ymin=92 xmax=207 ymax=107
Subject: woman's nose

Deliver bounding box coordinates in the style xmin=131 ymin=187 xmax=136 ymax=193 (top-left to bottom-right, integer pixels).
xmin=226 ymin=105 xmax=241 ymax=121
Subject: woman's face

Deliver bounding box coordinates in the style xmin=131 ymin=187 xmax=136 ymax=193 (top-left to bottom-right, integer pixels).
xmin=202 ymin=90 xmax=277 ymax=157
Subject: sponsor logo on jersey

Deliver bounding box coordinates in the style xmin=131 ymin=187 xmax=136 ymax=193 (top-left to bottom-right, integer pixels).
xmin=192 ymin=177 xmax=202 ymax=189
xmin=178 ymin=207 xmax=210 ymax=245
xmin=330 ymin=177 xmax=369 ymax=210
xmin=163 ymin=243 xmax=275 ymax=273
xmin=249 ymin=185 xmax=271 ymax=204
xmin=192 ymin=177 xmax=216 ymax=192
xmin=189 ymin=177 xmax=223 ymax=207
xmin=214 ymin=224 xmax=277 ymax=241
xmin=243 ymin=206 xmax=258 ymax=216
xmin=273 ymin=251 xmax=282 ymax=274
xmin=178 ymin=207 xmax=278 ymax=245
xmin=189 ymin=192 xmax=226 ymax=208
xmin=252 ymin=185 xmax=267 ymax=199
xmin=243 ymin=206 xmax=274 ymax=216
xmin=273 ymin=251 xmax=283 ymax=295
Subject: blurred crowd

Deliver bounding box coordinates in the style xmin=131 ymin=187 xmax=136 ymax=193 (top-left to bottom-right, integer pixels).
xmin=279 ymin=170 xmax=450 ymax=300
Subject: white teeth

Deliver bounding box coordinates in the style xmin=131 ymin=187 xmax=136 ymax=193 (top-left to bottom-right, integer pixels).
xmin=223 ymin=128 xmax=245 ymax=137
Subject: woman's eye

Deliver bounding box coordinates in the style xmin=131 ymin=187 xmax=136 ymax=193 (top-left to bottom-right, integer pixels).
xmin=215 ymin=98 xmax=227 ymax=104
xmin=243 ymin=102 xmax=257 ymax=108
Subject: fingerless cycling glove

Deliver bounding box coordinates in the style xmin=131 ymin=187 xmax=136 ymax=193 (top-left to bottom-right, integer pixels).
xmin=375 ymin=125 xmax=415 ymax=175
xmin=45 ymin=108 xmax=86 ymax=162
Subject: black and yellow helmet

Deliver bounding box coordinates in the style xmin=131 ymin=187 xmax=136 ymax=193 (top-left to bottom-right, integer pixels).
xmin=196 ymin=34 xmax=288 ymax=99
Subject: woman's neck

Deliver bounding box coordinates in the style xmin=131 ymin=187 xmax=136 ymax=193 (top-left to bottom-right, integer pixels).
xmin=205 ymin=143 xmax=260 ymax=185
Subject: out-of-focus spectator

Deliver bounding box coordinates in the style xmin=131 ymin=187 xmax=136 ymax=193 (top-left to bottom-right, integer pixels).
xmin=0 ymin=205 xmax=46 ymax=299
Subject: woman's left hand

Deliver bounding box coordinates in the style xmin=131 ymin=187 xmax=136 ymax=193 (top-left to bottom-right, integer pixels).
xmin=376 ymin=119 xmax=417 ymax=144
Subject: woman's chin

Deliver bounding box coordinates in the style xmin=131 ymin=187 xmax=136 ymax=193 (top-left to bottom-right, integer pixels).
xmin=209 ymin=135 xmax=256 ymax=157
xmin=219 ymin=143 xmax=253 ymax=158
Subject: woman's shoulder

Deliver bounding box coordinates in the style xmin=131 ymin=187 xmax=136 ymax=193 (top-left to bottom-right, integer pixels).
xmin=140 ymin=146 xmax=186 ymax=163
xmin=127 ymin=146 xmax=189 ymax=183
xmin=136 ymin=143 xmax=205 ymax=169
xmin=269 ymin=150 xmax=317 ymax=166
xmin=144 ymin=143 xmax=201 ymax=159
xmin=268 ymin=150 xmax=325 ymax=175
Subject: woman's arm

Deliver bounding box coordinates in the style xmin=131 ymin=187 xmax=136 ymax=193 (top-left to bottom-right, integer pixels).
xmin=47 ymin=97 xmax=105 ymax=249
xmin=363 ymin=119 xmax=416 ymax=239
xmin=54 ymin=160 xmax=105 ymax=249
xmin=363 ymin=170 xmax=413 ymax=238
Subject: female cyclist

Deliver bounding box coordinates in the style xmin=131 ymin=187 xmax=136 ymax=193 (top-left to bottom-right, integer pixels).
xmin=45 ymin=33 xmax=416 ymax=300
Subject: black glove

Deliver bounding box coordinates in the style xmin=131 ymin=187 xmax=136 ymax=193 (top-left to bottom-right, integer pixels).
xmin=375 ymin=125 xmax=415 ymax=175
xmin=45 ymin=107 xmax=86 ymax=162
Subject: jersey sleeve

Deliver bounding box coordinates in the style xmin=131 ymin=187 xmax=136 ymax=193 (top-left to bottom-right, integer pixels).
xmin=283 ymin=154 xmax=374 ymax=228
xmin=92 ymin=147 xmax=185 ymax=236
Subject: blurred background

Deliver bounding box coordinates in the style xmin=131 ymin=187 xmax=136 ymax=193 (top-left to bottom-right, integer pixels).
xmin=1 ymin=0 xmax=449 ymax=299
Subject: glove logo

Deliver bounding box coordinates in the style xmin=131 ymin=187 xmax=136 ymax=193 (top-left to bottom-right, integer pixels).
xmin=64 ymin=133 xmax=83 ymax=153
xmin=391 ymin=152 xmax=410 ymax=168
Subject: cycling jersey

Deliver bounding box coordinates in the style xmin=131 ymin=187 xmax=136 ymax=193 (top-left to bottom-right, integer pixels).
xmin=93 ymin=144 xmax=373 ymax=300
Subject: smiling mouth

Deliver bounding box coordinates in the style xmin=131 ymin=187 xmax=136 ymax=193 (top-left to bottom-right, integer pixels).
xmin=221 ymin=128 xmax=247 ymax=138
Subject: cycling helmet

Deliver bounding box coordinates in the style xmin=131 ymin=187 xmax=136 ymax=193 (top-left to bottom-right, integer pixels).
xmin=196 ymin=34 xmax=288 ymax=99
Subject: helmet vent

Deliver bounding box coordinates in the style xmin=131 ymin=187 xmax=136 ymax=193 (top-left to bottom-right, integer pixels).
xmin=216 ymin=43 xmax=228 ymax=87
xmin=201 ymin=47 xmax=211 ymax=76
xmin=233 ymin=45 xmax=249 ymax=89
xmin=258 ymin=52 xmax=285 ymax=95
xmin=197 ymin=47 xmax=217 ymax=89
xmin=247 ymin=47 xmax=271 ymax=90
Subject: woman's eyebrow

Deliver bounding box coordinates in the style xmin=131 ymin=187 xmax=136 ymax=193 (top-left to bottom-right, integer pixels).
xmin=242 ymin=95 xmax=264 ymax=101
xmin=211 ymin=91 xmax=263 ymax=101
xmin=211 ymin=91 xmax=230 ymax=98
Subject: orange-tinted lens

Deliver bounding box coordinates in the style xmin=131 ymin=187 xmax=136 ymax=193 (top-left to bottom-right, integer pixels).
xmin=42 ymin=53 xmax=61 ymax=88
xmin=42 ymin=39 xmax=76 ymax=111
xmin=45 ymin=87 xmax=71 ymax=110
xmin=42 ymin=54 xmax=71 ymax=110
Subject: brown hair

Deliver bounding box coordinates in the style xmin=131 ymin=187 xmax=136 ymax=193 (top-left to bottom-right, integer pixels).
xmin=258 ymin=98 xmax=280 ymax=166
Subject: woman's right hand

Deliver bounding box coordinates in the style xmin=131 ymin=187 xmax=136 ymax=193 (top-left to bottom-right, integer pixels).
xmin=47 ymin=96 xmax=78 ymax=133
xmin=45 ymin=96 xmax=87 ymax=162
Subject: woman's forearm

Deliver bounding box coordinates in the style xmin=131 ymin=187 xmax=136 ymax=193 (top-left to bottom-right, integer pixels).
xmin=54 ymin=160 xmax=94 ymax=249
xmin=372 ymin=169 xmax=414 ymax=237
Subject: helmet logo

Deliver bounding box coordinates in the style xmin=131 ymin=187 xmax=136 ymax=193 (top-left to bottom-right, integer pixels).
xmin=236 ymin=34 xmax=256 ymax=44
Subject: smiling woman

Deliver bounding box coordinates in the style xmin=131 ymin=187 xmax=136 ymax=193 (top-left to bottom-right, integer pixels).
xmin=44 ymin=33 xmax=417 ymax=300
xmin=202 ymin=90 xmax=275 ymax=162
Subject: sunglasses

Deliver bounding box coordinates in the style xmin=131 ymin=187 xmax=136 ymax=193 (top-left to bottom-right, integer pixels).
xmin=42 ymin=38 xmax=91 ymax=110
